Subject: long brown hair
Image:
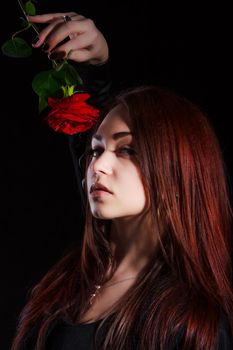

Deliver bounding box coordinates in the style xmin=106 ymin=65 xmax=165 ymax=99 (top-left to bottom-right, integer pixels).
xmin=11 ymin=86 xmax=233 ymax=349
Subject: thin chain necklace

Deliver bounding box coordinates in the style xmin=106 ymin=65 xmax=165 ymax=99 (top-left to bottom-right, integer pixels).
xmin=89 ymin=276 xmax=137 ymax=305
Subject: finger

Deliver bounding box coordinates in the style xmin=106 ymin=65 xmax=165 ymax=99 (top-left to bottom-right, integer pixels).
xmin=27 ymin=12 xmax=78 ymax=24
xmin=31 ymin=21 xmax=62 ymax=48
xmin=30 ymin=15 xmax=87 ymax=49
xmin=67 ymin=49 xmax=92 ymax=63
xmin=71 ymin=45 xmax=109 ymax=65
xmin=48 ymin=31 xmax=96 ymax=60
xmin=41 ymin=18 xmax=94 ymax=52
xmin=64 ymin=41 xmax=106 ymax=65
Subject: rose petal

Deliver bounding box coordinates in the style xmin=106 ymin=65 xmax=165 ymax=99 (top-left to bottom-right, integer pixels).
xmin=46 ymin=93 xmax=100 ymax=135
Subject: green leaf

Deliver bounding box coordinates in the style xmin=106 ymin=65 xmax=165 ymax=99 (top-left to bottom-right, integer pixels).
xmin=51 ymin=62 xmax=69 ymax=83
xmin=25 ymin=1 xmax=36 ymax=15
xmin=1 ymin=38 xmax=32 ymax=58
xmin=32 ymin=70 xmax=61 ymax=97
xmin=20 ymin=17 xmax=30 ymax=28
xmin=38 ymin=95 xmax=48 ymax=114
xmin=64 ymin=63 xmax=83 ymax=85
xmin=52 ymin=60 xmax=66 ymax=72
xmin=52 ymin=62 xmax=83 ymax=86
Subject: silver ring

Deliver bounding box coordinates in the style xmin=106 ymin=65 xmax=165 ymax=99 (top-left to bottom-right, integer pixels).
xmin=63 ymin=15 xmax=72 ymax=23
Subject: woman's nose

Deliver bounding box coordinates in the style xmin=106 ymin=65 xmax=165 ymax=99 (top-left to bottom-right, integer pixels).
xmin=92 ymin=151 xmax=113 ymax=175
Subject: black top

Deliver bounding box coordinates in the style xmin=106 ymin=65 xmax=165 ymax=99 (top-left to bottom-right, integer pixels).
xmin=44 ymin=313 xmax=233 ymax=350
xmin=46 ymin=318 xmax=103 ymax=350
xmin=18 ymin=311 xmax=233 ymax=350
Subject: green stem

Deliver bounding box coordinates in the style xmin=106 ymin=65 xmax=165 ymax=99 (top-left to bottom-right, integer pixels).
xmin=17 ymin=0 xmax=40 ymax=35
xmin=17 ymin=0 xmax=28 ymax=18
xmin=12 ymin=23 xmax=31 ymax=39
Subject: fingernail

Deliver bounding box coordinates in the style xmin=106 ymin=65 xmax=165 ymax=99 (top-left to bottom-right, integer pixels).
xmin=48 ymin=51 xmax=66 ymax=60
xmin=42 ymin=42 xmax=50 ymax=52
xmin=31 ymin=36 xmax=40 ymax=46
xmin=48 ymin=52 xmax=59 ymax=60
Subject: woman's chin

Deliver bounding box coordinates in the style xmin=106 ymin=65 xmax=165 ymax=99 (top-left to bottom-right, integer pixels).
xmin=91 ymin=209 xmax=112 ymax=219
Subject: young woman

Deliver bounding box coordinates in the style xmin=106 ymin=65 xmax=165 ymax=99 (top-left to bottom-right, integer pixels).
xmin=11 ymin=11 xmax=233 ymax=350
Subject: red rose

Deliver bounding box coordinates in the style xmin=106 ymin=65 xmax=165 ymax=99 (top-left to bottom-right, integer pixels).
xmin=46 ymin=93 xmax=100 ymax=135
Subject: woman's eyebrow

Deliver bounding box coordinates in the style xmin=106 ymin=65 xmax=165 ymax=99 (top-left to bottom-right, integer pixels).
xmin=92 ymin=131 xmax=133 ymax=141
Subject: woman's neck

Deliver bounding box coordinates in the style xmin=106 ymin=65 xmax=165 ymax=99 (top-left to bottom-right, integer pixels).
xmin=108 ymin=211 xmax=157 ymax=279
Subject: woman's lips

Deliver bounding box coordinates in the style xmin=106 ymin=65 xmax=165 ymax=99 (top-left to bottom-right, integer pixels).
xmin=91 ymin=189 xmax=112 ymax=196
xmin=90 ymin=183 xmax=113 ymax=194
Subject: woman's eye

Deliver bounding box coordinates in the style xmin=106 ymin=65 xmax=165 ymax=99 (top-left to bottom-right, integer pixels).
xmin=88 ymin=147 xmax=136 ymax=158
xmin=119 ymin=147 xmax=136 ymax=155
xmin=88 ymin=148 xmax=102 ymax=158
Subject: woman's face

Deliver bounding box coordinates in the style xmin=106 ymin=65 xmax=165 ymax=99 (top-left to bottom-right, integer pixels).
xmin=86 ymin=104 xmax=148 ymax=220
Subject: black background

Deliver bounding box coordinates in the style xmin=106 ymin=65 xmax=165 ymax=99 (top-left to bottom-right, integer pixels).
xmin=1 ymin=1 xmax=232 ymax=349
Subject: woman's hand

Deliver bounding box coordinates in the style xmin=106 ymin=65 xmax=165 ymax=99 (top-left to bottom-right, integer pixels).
xmin=27 ymin=12 xmax=109 ymax=65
